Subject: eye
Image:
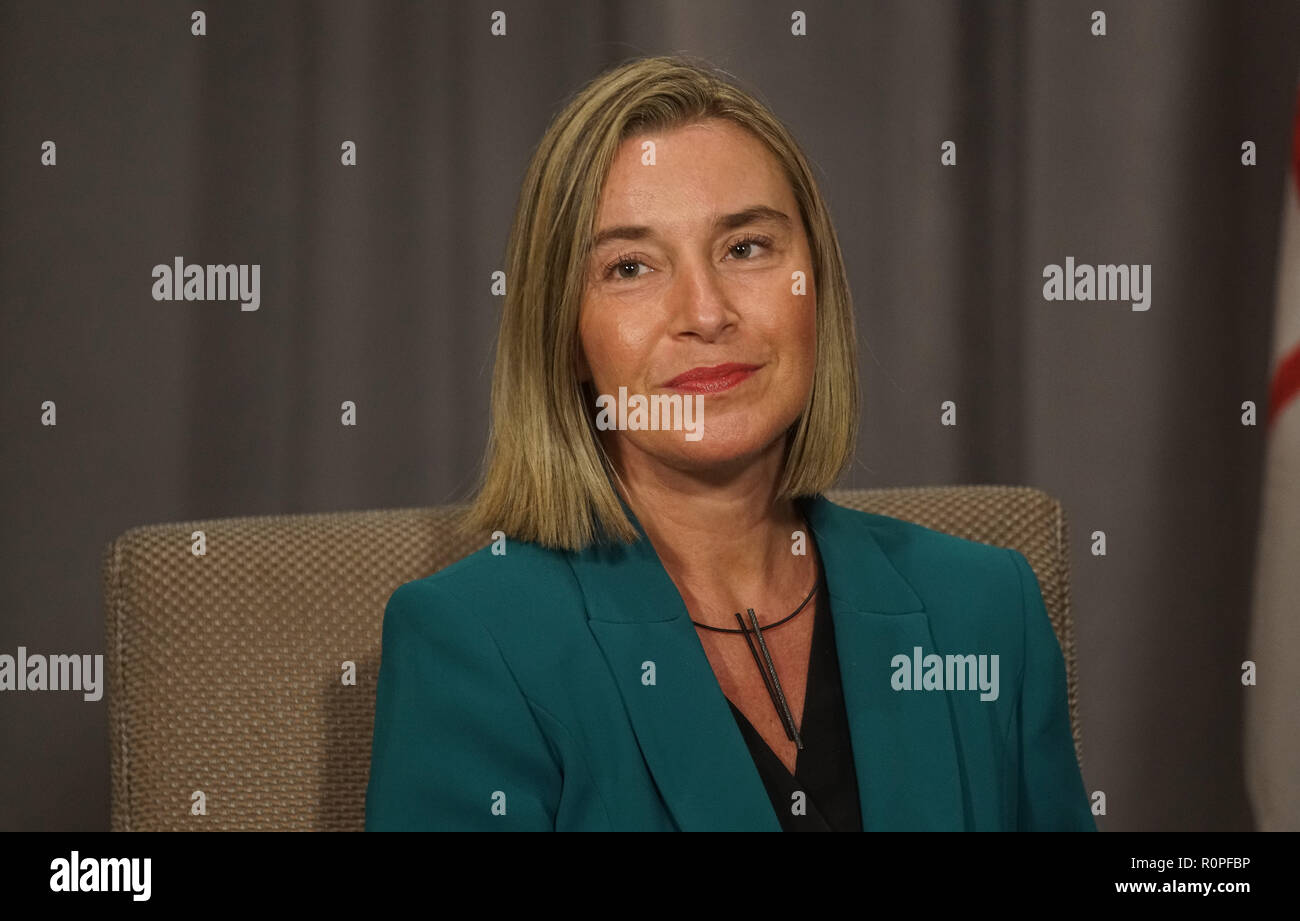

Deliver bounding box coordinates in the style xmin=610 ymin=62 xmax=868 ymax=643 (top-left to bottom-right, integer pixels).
xmin=603 ymin=255 xmax=652 ymax=281
xmin=727 ymin=234 xmax=773 ymax=260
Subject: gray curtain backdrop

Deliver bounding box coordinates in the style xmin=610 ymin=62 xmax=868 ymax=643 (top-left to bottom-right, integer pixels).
xmin=1 ymin=0 xmax=1296 ymax=831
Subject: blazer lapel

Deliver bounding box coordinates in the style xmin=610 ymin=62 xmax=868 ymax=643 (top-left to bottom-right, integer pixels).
xmin=804 ymin=495 xmax=967 ymax=830
xmin=568 ymin=514 xmax=780 ymax=831
xmin=567 ymin=493 xmax=966 ymax=832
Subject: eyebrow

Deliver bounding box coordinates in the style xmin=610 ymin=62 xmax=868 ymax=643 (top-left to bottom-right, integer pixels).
xmin=589 ymin=205 xmax=792 ymax=251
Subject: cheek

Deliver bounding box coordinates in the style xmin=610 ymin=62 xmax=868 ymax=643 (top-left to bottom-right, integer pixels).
xmin=799 ymin=289 xmax=816 ymax=336
xmin=580 ymin=313 xmax=636 ymax=388
xmin=783 ymin=290 xmax=818 ymax=399
xmin=780 ymin=287 xmax=817 ymax=356
xmin=583 ymin=311 xmax=660 ymax=380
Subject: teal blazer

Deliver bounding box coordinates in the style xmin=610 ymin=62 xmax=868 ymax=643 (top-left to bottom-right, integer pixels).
xmin=365 ymin=494 xmax=1095 ymax=831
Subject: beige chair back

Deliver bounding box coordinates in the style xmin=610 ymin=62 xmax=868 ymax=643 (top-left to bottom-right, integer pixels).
xmin=101 ymin=485 xmax=1080 ymax=830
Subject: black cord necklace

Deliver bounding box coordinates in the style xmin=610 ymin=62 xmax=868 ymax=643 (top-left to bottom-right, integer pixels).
xmin=691 ymin=575 xmax=819 ymax=751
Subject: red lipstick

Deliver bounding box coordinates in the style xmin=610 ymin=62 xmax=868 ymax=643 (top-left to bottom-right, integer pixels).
xmin=661 ymin=362 xmax=760 ymax=394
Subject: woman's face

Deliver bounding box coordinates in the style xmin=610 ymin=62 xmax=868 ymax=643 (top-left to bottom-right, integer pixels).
xmin=577 ymin=118 xmax=817 ymax=478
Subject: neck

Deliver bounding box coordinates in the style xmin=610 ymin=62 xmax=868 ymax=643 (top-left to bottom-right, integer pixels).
xmin=603 ymin=434 xmax=817 ymax=629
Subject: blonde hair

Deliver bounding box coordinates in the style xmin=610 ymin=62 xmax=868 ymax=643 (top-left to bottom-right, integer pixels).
xmin=459 ymin=54 xmax=859 ymax=550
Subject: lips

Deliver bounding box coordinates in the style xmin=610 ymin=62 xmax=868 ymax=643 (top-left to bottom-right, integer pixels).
xmin=661 ymin=362 xmax=761 ymax=394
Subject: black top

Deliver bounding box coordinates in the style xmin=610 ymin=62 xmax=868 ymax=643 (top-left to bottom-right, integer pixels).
xmin=724 ymin=554 xmax=864 ymax=831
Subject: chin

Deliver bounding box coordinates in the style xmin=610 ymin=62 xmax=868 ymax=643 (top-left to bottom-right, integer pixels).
xmin=652 ymin=427 xmax=787 ymax=473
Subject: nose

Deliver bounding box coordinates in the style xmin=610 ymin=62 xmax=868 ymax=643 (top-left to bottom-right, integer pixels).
xmin=666 ymin=253 xmax=736 ymax=341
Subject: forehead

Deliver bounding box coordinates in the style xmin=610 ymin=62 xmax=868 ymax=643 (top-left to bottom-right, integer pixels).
xmin=593 ymin=120 xmax=794 ymax=228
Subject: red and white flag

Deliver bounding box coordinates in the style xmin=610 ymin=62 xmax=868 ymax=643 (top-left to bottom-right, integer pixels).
xmin=1246 ymin=79 xmax=1300 ymax=832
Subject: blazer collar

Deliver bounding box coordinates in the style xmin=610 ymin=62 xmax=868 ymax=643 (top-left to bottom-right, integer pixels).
xmin=574 ymin=492 xmax=924 ymax=623
xmin=566 ymin=493 xmax=966 ymax=831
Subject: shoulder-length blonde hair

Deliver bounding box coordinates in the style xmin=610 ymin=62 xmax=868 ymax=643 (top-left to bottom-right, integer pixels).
xmin=459 ymin=53 xmax=858 ymax=551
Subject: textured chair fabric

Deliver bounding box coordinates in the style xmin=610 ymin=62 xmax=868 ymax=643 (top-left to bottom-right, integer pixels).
xmin=101 ymin=485 xmax=1080 ymax=831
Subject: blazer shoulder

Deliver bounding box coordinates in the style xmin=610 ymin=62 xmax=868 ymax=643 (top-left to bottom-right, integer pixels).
xmin=825 ymin=500 xmax=1031 ymax=640
xmin=385 ymin=537 xmax=587 ymax=641
xmin=833 ymin=500 xmax=1018 ymax=577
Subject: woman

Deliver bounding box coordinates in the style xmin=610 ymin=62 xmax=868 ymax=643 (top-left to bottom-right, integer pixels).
xmin=365 ymin=54 xmax=1095 ymax=831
